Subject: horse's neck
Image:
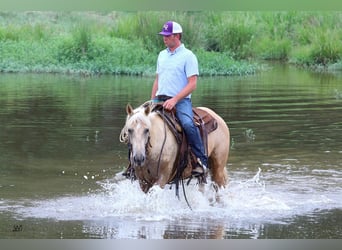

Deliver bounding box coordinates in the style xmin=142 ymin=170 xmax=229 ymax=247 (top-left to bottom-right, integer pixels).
xmin=148 ymin=113 xmax=164 ymax=142
xmin=148 ymin=112 xmax=178 ymax=156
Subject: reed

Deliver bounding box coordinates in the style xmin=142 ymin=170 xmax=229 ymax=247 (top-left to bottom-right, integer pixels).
xmin=0 ymin=11 xmax=341 ymax=75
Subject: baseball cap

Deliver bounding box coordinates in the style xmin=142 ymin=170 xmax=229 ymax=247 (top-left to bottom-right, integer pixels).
xmin=158 ymin=21 xmax=182 ymax=36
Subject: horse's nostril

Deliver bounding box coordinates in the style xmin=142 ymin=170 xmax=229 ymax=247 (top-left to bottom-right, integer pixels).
xmin=134 ymin=155 xmax=145 ymax=166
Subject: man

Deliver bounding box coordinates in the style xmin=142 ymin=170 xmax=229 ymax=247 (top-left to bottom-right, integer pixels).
xmin=151 ymin=20 xmax=208 ymax=177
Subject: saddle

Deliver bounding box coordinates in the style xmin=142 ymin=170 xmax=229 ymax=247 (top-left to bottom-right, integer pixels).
xmin=151 ymin=103 xmax=218 ymax=183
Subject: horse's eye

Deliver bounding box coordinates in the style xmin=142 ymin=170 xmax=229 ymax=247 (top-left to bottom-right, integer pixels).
xmin=144 ymin=128 xmax=149 ymax=134
xmin=127 ymin=128 xmax=133 ymax=134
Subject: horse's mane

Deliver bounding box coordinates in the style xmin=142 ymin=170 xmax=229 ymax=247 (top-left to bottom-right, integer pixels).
xmin=127 ymin=110 xmax=151 ymax=127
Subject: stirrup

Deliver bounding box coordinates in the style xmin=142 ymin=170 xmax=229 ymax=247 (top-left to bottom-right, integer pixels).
xmin=191 ymin=158 xmax=207 ymax=175
xmin=191 ymin=166 xmax=204 ymax=177
xmin=191 ymin=158 xmax=208 ymax=184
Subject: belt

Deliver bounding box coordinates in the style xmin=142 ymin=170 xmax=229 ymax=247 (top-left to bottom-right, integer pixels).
xmin=154 ymin=95 xmax=191 ymax=102
xmin=155 ymin=95 xmax=172 ymax=102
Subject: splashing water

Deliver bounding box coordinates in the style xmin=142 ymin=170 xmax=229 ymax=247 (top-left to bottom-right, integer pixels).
xmin=1 ymin=166 xmax=340 ymax=239
xmin=10 ymin=167 xmax=338 ymax=225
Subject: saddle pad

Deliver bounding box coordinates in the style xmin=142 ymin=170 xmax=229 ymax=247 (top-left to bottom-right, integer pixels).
xmin=193 ymin=107 xmax=218 ymax=134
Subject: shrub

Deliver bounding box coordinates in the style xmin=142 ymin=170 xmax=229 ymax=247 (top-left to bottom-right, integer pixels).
xmin=196 ymin=49 xmax=257 ymax=76
xmin=256 ymin=38 xmax=291 ymax=61
xmin=310 ymin=30 xmax=342 ymax=65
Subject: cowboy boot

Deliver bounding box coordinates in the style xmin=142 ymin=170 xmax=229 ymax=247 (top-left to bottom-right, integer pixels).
xmin=191 ymin=158 xmax=208 ymax=184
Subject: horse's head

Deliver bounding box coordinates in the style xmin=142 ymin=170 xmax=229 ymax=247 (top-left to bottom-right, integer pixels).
xmin=123 ymin=103 xmax=151 ymax=167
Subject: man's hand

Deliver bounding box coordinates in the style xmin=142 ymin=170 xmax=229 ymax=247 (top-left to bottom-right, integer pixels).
xmin=163 ymin=97 xmax=178 ymax=111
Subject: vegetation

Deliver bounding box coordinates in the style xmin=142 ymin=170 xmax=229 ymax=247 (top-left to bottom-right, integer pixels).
xmin=0 ymin=11 xmax=342 ymax=76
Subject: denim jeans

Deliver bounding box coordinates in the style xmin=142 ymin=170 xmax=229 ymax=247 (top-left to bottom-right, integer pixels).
xmin=175 ymin=98 xmax=208 ymax=167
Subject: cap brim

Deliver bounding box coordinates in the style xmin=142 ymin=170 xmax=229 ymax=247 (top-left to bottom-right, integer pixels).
xmin=158 ymin=31 xmax=173 ymax=36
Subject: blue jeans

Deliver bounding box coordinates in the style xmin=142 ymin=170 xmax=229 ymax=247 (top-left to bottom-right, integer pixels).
xmin=175 ymin=98 xmax=208 ymax=167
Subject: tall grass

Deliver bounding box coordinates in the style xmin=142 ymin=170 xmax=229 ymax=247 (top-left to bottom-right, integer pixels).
xmin=0 ymin=11 xmax=341 ymax=75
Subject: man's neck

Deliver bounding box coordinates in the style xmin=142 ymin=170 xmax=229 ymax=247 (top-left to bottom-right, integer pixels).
xmin=168 ymin=42 xmax=182 ymax=53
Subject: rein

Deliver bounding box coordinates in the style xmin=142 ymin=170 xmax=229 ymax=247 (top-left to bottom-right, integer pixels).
xmin=156 ymin=106 xmax=167 ymax=176
xmin=157 ymin=105 xmax=192 ymax=210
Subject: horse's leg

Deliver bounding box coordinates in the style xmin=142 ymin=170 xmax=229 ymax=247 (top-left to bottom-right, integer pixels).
xmin=139 ymin=180 xmax=152 ymax=193
xmin=209 ymin=150 xmax=229 ymax=188
xmin=155 ymin=171 xmax=171 ymax=189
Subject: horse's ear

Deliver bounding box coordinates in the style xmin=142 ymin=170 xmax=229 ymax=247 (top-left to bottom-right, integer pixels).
xmin=144 ymin=105 xmax=150 ymax=116
xmin=126 ymin=104 xmax=134 ymax=115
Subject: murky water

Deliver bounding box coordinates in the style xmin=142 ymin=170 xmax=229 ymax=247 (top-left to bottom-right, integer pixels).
xmin=0 ymin=64 xmax=341 ymax=239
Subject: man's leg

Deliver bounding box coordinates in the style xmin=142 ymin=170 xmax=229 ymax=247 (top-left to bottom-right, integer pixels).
xmin=175 ymin=99 xmax=208 ymax=176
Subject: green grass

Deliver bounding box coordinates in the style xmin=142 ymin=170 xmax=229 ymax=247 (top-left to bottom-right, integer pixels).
xmin=0 ymin=11 xmax=341 ymax=76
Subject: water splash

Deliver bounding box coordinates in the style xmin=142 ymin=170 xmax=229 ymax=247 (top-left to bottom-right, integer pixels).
xmin=2 ymin=167 xmax=337 ymax=227
xmin=244 ymin=128 xmax=256 ymax=142
xmin=2 ymin=167 xmax=340 ymax=239
xmin=8 ymin=168 xmax=318 ymax=224
xmin=334 ymin=89 xmax=342 ymax=100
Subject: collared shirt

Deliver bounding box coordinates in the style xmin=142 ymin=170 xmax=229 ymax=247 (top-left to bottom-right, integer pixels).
xmin=156 ymin=44 xmax=199 ymax=98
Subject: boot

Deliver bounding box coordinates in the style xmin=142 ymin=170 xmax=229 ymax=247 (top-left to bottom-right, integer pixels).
xmin=191 ymin=158 xmax=208 ymax=177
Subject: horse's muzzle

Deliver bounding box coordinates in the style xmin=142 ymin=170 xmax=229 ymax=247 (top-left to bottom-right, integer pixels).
xmin=133 ymin=154 xmax=145 ymax=166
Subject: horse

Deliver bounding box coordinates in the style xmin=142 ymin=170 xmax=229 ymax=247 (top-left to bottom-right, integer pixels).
xmin=119 ymin=101 xmax=230 ymax=194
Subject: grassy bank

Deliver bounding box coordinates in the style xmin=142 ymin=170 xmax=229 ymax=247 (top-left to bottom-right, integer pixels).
xmin=0 ymin=11 xmax=341 ymax=76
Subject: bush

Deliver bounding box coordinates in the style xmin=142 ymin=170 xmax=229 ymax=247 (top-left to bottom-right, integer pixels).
xmin=256 ymin=38 xmax=291 ymax=61
xmin=203 ymin=12 xmax=255 ymax=59
xmin=196 ymin=49 xmax=257 ymax=76
xmin=290 ymin=30 xmax=342 ymax=67
xmin=1 ymin=11 xmax=342 ymax=75
xmin=310 ymin=30 xmax=342 ymax=65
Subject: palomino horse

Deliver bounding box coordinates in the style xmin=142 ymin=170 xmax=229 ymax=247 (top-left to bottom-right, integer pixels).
xmin=119 ymin=102 xmax=230 ymax=194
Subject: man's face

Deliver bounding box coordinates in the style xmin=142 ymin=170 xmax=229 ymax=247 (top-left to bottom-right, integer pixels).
xmin=162 ymin=34 xmax=179 ymax=50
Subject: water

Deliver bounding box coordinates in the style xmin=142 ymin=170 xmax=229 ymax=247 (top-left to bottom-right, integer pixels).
xmin=0 ymin=65 xmax=341 ymax=239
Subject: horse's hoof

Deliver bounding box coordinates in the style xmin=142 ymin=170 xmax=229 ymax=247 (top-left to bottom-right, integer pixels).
xmin=192 ymin=173 xmax=207 ymax=184
xmin=196 ymin=175 xmax=207 ymax=184
xmin=122 ymin=169 xmax=136 ymax=181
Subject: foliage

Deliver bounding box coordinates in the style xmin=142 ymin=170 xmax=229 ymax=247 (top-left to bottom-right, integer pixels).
xmin=196 ymin=49 xmax=257 ymax=76
xmin=203 ymin=12 xmax=255 ymax=59
xmin=0 ymin=11 xmax=342 ymax=75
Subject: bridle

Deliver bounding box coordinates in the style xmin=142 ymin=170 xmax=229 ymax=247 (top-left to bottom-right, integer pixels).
xmin=119 ymin=106 xmax=165 ymax=177
xmin=120 ymin=112 xmax=152 ymax=168
xmin=127 ymin=131 xmax=151 ymax=167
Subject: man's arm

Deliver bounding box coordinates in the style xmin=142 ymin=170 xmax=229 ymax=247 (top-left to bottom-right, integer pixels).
xmin=174 ymin=75 xmax=197 ymax=101
xmin=151 ymin=75 xmax=159 ymax=99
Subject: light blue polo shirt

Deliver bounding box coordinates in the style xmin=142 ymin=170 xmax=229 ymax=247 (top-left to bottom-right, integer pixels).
xmin=156 ymin=44 xmax=199 ymax=98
